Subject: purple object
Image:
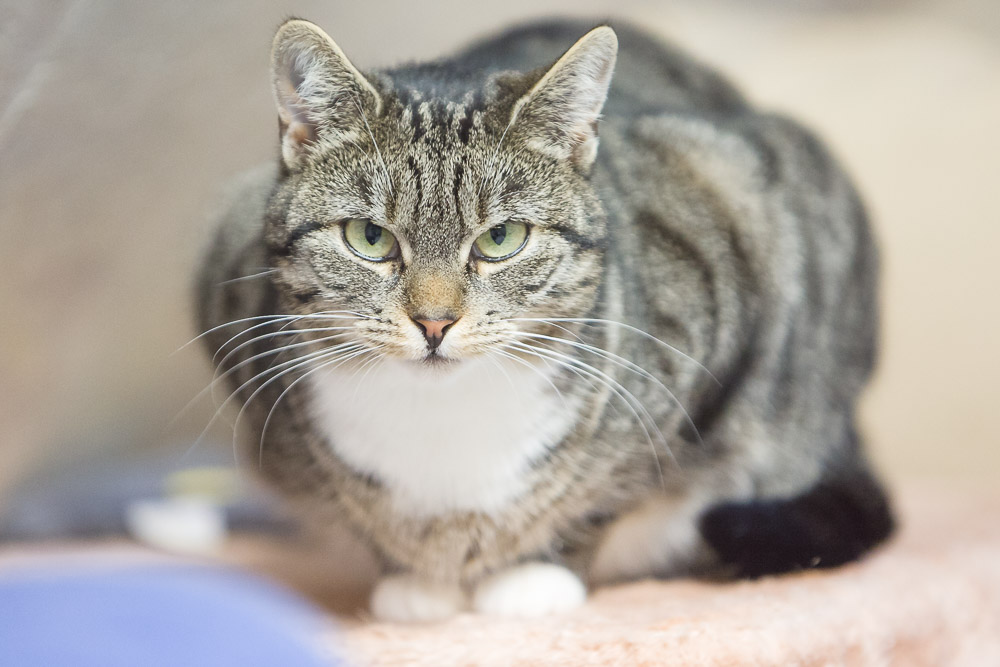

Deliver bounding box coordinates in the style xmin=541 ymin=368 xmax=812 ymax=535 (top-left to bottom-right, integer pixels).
xmin=1 ymin=563 xmax=342 ymax=666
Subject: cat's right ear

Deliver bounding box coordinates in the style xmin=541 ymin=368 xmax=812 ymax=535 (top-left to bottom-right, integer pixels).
xmin=270 ymin=19 xmax=381 ymax=170
xmin=509 ymin=26 xmax=618 ymax=171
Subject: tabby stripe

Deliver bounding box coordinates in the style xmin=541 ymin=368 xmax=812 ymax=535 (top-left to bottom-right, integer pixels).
xmin=739 ymin=123 xmax=780 ymax=187
xmin=767 ymin=323 xmax=800 ymax=416
xmin=796 ymin=126 xmax=835 ymax=193
xmin=292 ymin=288 xmax=321 ymax=304
xmin=457 ymin=104 xmax=474 ymax=144
xmin=640 ymin=210 xmax=713 ymax=284
xmin=355 ymin=173 xmax=374 ymax=206
xmin=270 ymin=219 xmax=332 ymax=256
xmin=522 ymin=258 xmax=561 ymax=293
xmin=794 ymin=196 xmax=825 ymax=319
xmin=452 ymin=161 xmax=464 ymax=219
xmin=549 ymin=223 xmax=603 ymax=252
xmin=409 ymin=101 xmax=425 ymax=141
xmin=687 ymin=319 xmax=758 ymax=442
xmin=408 ymin=156 xmax=423 ymax=219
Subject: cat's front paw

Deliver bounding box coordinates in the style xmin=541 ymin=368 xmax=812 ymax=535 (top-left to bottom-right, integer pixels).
xmin=370 ymin=574 xmax=466 ymax=623
xmin=472 ymin=562 xmax=587 ymax=617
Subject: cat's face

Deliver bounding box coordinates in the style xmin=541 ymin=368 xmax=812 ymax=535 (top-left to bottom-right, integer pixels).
xmin=264 ymin=21 xmax=617 ymax=365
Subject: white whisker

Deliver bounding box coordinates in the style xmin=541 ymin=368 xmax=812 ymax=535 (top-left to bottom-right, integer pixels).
xmin=177 ymin=309 xmax=370 ymax=355
xmin=211 ymin=311 xmax=367 ymax=363
xmin=509 ymin=330 xmax=704 ymax=448
xmin=352 ymin=94 xmax=393 ymax=191
xmin=180 ymin=340 xmax=361 ymax=463
xmin=256 ymin=344 xmax=375 ymax=466
xmin=483 ymin=350 xmax=539 ymax=418
xmin=490 ymin=348 xmax=573 ymax=413
xmin=508 ymin=317 xmax=719 ymax=385
xmin=175 ymin=314 xmax=301 ymax=354
xmin=177 ymin=334 xmax=356 ymax=433
xmin=477 ymin=108 xmax=518 ymax=197
xmin=348 ymin=346 xmax=388 ymax=408
xmin=503 ymin=340 xmax=673 ymax=485
xmin=217 ymin=269 xmax=278 ymax=286
xmin=210 ymin=332 xmax=354 ymax=402
xmin=215 ymin=325 xmax=355 ymax=369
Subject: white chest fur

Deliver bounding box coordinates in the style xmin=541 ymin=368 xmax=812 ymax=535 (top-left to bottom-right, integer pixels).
xmin=307 ymin=356 xmax=579 ymax=518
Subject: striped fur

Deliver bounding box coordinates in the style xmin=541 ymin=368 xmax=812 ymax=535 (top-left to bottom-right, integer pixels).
xmin=197 ymin=19 xmax=893 ymax=616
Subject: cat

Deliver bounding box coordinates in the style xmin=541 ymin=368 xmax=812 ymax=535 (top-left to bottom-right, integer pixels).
xmin=196 ymin=17 xmax=894 ymax=622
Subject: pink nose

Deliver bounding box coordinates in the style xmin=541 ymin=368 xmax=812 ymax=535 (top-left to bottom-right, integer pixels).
xmin=413 ymin=318 xmax=456 ymax=349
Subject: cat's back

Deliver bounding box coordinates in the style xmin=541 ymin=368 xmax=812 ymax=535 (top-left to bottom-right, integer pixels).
xmin=390 ymin=20 xmax=747 ymax=117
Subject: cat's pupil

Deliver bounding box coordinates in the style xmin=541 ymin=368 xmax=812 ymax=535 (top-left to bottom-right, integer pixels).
xmin=365 ymin=222 xmax=382 ymax=246
xmin=490 ymin=224 xmax=507 ymax=246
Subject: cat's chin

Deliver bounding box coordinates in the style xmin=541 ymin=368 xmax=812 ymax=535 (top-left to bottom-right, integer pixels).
xmin=423 ymin=353 xmax=460 ymax=366
xmin=411 ymin=352 xmax=462 ymax=372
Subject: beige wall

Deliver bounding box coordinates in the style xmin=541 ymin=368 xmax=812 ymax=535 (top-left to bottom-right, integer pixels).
xmin=2 ymin=0 xmax=998 ymax=498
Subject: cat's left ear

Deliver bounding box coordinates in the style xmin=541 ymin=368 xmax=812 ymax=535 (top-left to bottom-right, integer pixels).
xmin=270 ymin=19 xmax=382 ymax=169
xmin=511 ymin=26 xmax=618 ymax=170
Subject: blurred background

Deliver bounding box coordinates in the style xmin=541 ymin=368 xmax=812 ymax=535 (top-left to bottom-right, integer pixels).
xmin=1 ymin=0 xmax=998 ymax=515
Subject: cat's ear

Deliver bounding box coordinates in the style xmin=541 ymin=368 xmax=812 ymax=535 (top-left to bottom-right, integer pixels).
xmin=511 ymin=26 xmax=618 ymax=170
xmin=270 ymin=19 xmax=382 ymax=169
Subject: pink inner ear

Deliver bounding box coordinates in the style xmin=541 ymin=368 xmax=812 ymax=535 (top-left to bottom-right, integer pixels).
xmin=571 ymin=120 xmax=600 ymax=146
xmin=287 ymin=120 xmax=314 ymax=147
xmin=275 ymin=72 xmax=317 ymax=155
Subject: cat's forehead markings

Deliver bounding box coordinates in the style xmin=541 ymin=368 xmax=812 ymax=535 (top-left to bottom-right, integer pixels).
xmin=402 ymin=101 xmax=425 ymax=142
xmin=391 ymin=151 xmax=470 ymax=242
xmin=393 ymin=88 xmax=487 ymax=145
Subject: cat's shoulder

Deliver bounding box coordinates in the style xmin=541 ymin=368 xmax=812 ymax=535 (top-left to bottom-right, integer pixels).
xmin=606 ymin=109 xmax=846 ymax=198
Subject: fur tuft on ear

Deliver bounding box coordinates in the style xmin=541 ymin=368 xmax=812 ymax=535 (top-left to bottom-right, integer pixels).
xmin=270 ymin=19 xmax=381 ymax=169
xmin=510 ymin=26 xmax=618 ymax=170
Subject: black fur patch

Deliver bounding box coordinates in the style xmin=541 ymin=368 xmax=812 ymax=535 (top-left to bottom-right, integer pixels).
xmin=699 ymin=462 xmax=894 ymax=578
xmin=457 ymin=107 xmax=474 ymax=144
xmin=407 ymin=155 xmax=423 ymax=215
xmin=291 ymin=288 xmax=320 ymax=304
xmin=409 ymin=101 xmax=425 ymax=141
xmin=452 ymin=161 xmax=464 ymax=214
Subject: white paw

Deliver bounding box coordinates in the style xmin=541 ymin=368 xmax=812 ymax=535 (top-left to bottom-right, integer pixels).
xmin=369 ymin=574 xmax=466 ymax=623
xmin=472 ymin=562 xmax=587 ymax=618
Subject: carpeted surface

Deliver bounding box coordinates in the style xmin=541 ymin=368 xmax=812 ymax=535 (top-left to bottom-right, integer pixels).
xmin=334 ymin=485 xmax=1000 ymax=665
xmin=4 ymin=483 xmax=998 ymax=665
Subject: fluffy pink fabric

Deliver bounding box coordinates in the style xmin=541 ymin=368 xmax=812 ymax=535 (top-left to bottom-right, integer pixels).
xmin=336 ymin=485 xmax=1000 ymax=665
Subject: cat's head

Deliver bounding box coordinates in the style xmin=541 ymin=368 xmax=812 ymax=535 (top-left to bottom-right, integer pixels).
xmin=264 ymin=19 xmax=617 ymax=366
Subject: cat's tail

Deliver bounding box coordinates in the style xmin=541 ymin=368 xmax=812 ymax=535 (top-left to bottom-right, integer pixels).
xmin=698 ymin=456 xmax=895 ymax=579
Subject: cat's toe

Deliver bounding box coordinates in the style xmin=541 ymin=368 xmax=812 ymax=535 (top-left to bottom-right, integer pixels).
xmin=370 ymin=575 xmax=466 ymax=623
xmin=472 ymin=562 xmax=587 ymax=617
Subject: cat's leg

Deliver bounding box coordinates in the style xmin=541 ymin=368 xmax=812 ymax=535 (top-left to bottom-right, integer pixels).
xmin=588 ymin=493 xmax=714 ymax=585
xmin=471 ymin=562 xmax=587 ymax=617
xmin=588 ymin=453 xmax=894 ymax=584
xmin=369 ymin=575 xmax=466 ymax=622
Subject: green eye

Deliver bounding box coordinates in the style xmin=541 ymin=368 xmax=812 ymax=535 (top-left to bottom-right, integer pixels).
xmin=343 ymin=218 xmax=398 ymax=261
xmin=473 ymin=222 xmax=529 ymax=261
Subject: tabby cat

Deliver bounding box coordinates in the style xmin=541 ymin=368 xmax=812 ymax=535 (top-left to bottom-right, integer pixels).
xmin=197 ymin=18 xmax=893 ymax=621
